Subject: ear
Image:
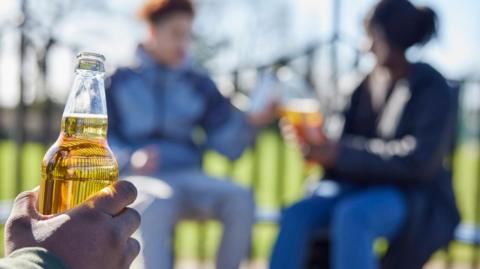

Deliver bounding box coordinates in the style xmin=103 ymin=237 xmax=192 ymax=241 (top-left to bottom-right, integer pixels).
xmin=148 ymin=23 xmax=158 ymax=40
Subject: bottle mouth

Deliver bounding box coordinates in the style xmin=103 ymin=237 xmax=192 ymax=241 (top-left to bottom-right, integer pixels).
xmin=76 ymin=52 xmax=105 ymax=72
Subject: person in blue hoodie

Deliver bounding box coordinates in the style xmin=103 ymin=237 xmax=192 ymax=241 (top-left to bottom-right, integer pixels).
xmin=106 ymin=1 xmax=273 ymax=268
xmin=270 ymin=0 xmax=459 ymax=269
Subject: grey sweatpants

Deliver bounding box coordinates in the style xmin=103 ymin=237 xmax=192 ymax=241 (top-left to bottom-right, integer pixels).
xmin=125 ymin=169 xmax=255 ymax=269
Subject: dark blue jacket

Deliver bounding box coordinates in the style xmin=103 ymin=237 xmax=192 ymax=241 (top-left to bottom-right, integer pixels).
xmin=328 ymin=63 xmax=460 ymax=269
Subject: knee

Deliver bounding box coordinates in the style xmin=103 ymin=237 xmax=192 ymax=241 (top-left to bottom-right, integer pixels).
xmin=331 ymin=200 xmax=366 ymax=235
xmin=280 ymin=202 xmax=312 ymax=228
xmin=221 ymin=186 xmax=255 ymax=219
xmin=138 ymin=196 xmax=177 ymax=223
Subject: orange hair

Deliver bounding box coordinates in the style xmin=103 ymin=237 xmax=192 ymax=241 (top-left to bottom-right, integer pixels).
xmin=139 ymin=0 xmax=195 ymax=24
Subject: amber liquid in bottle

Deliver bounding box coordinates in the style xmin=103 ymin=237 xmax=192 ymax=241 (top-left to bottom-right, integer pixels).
xmin=39 ymin=114 xmax=118 ymax=214
xmin=38 ymin=52 xmax=117 ymax=215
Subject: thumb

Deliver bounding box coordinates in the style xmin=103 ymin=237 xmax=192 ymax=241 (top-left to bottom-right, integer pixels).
xmin=4 ymin=188 xmax=42 ymax=256
xmin=83 ymin=181 xmax=137 ymax=216
xmin=9 ymin=187 xmax=42 ymax=220
xmin=304 ymin=125 xmax=326 ymax=145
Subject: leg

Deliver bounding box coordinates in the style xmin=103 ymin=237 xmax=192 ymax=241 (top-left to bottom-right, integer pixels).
xmin=124 ymin=176 xmax=181 ymax=269
xmin=331 ymin=187 xmax=407 ymax=269
xmin=269 ymin=196 xmax=338 ymax=269
xmin=213 ymin=182 xmax=254 ymax=269
xmin=173 ymin=170 xmax=255 ymax=269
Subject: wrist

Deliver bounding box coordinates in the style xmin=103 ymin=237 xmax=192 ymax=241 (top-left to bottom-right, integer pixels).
xmin=247 ymin=114 xmax=265 ymax=127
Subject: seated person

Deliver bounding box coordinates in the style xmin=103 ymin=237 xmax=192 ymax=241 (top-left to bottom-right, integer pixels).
xmin=2 ymin=181 xmax=140 ymax=269
xmin=106 ymin=0 xmax=273 ymax=268
xmin=270 ymin=1 xmax=460 ymax=269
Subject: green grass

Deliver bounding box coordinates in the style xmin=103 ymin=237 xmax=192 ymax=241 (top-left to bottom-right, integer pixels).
xmin=0 ymin=141 xmax=44 ymax=200
xmin=452 ymin=143 xmax=480 ymax=223
xmin=0 ymin=141 xmax=44 ymax=257
xmin=0 ymin=225 xmax=3 ymax=255
xmin=443 ymin=142 xmax=480 ymax=263
xmin=0 ymin=135 xmax=479 ymax=263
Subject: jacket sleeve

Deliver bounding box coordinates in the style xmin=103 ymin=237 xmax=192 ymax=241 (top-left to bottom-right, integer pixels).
xmin=333 ymin=79 xmax=453 ymax=184
xmin=106 ymin=71 xmax=134 ymax=170
xmin=0 ymin=248 xmax=68 ymax=269
xmin=199 ymin=76 xmax=258 ymax=160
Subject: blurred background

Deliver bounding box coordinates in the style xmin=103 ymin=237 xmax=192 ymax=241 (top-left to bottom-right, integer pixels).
xmin=0 ymin=0 xmax=479 ymax=268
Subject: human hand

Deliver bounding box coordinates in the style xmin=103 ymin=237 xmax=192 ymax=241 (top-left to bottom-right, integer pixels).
xmin=279 ymin=117 xmax=337 ymax=168
xmin=248 ymin=101 xmax=278 ymax=127
xmin=130 ymin=145 xmax=160 ymax=174
xmin=4 ymin=181 xmax=141 ymax=269
xmin=302 ymin=119 xmax=338 ymax=168
xmin=279 ymin=117 xmax=327 ymax=145
xmin=279 ymin=118 xmax=300 ymax=144
xmin=301 ymin=141 xmax=339 ymax=169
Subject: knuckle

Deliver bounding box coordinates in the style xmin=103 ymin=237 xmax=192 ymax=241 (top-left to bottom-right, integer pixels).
xmin=108 ymin=226 xmax=123 ymax=246
xmin=129 ymin=208 xmax=141 ymax=227
xmin=14 ymin=191 xmax=34 ymax=204
xmin=78 ymin=207 xmax=107 ymax=223
xmin=120 ymin=238 xmax=141 ymax=269
xmin=13 ymin=191 xmax=36 ymax=212
xmin=129 ymin=238 xmax=141 ymax=255
xmin=6 ymin=215 xmax=31 ymax=232
xmin=121 ymin=208 xmax=142 ymax=232
xmin=115 ymin=181 xmax=137 ymax=202
xmin=125 ymin=238 xmax=141 ymax=263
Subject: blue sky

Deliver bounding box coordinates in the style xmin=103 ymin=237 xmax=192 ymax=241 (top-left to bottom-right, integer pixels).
xmin=0 ymin=0 xmax=479 ymax=107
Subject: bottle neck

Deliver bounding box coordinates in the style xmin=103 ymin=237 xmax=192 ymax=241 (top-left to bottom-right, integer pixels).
xmin=61 ymin=69 xmax=108 ymax=139
xmin=63 ymin=69 xmax=107 ymax=116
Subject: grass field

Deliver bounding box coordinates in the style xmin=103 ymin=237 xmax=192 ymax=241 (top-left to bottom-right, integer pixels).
xmin=0 ymin=132 xmax=479 ymax=264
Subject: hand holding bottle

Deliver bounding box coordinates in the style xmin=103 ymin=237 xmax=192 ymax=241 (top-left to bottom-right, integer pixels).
xmin=5 ymin=181 xmax=141 ymax=269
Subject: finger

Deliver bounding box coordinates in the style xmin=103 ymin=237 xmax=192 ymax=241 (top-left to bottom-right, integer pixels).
xmin=122 ymin=238 xmax=141 ymax=268
xmin=145 ymin=159 xmax=158 ymax=172
xmin=113 ymin=207 xmax=141 ymax=239
xmin=284 ymin=133 xmax=298 ymax=144
xmin=304 ymin=144 xmax=323 ymax=162
xmin=280 ymin=121 xmax=294 ymax=132
xmin=304 ymin=126 xmax=323 ymax=145
xmin=301 ymin=144 xmax=312 ymax=157
xmin=86 ymin=181 xmax=137 ymax=216
xmin=278 ymin=118 xmax=292 ymax=129
xmin=147 ymin=146 xmax=160 ymax=158
xmin=312 ymin=128 xmax=328 ymax=144
xmin=280 ymin=123 xmax=294 ymax=135
xmin=281 ymin=126 xmax=299 ymax=144
xmin=269 ymin=100 xmax=279 ymax=110
xmin=279 ymin=120 xmax=295 ymax=135
xmin=10 ymin=187 xmax=42 ymax=220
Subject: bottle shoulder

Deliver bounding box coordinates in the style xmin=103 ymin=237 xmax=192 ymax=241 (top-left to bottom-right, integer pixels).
xmin=42 ymin=136 xmax=118 ymax=181
xmin=42 ymin=136 xmax=117 ymax=165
